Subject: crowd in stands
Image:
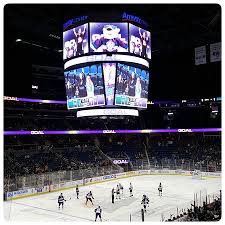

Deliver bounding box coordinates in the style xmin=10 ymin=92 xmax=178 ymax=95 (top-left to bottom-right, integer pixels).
xmin=4 ymin=100 xmax=221 ymax=194
xmin=147 ymin=133 xmax=221 ymax=171
xmin=166 ymin=193 xmax=221 ymax=221
xmin=4 ymin=133 xmax=221 ymax=180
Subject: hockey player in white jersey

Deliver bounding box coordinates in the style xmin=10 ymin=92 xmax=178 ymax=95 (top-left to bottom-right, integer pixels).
xmin=158 ymin=182 xmax=162 ymax=196
xmin=119 ymin=183 xmax=124 ymax=194
xmin=129 ymin=182 xmax=133 ymax=197
xmin=58 ymin=193 xmax=66 ymax=209
xmin=94 ymin=206 xmax=102 ymax=222
xmin=141 ymin=195 xmax=149 ymax=212
xmin=86 ymin=191 xmax=94 ymax=205
xmin=116 ymin=185 xmax=121 ymax=199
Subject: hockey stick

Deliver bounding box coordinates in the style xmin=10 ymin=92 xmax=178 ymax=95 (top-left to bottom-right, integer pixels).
xmin=65 ymin=197 xmax=72 ymax=201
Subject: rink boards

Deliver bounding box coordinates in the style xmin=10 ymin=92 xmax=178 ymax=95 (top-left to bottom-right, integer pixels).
xmin=6 ymin=169 xmax=221 ymax=201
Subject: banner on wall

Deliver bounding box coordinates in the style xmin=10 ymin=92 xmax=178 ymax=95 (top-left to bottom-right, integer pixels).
xmin=195 ymin=46 xmax=207 ymax=65
xmin=210 ymin=42 xmax=221 ymax=62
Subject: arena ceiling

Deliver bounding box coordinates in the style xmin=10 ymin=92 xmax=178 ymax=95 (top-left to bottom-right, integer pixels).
xmin=5 ymin=4 xmax=221 ymax=57
xmin=4 ymin=4 xmax=221 ymax=99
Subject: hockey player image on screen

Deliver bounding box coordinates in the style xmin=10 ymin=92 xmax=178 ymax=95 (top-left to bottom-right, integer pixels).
xmin=103 ymin=63 xmax=116 ymax=105
xmin=116 ymin=63 xmax=149 ymax=99
xmin=135 ymin=77 xmax=142 ymax=98
xmin=63 ymin=23 xmax=88 ymax=60
xmin=65 ymin=65 xmax=104 ymax=100
xmin=90 ymin=23 xmax=128 ymax=52
xmin=86 ymin=75 xmax=94 ymax=97
xmin=129 ymin=24 xmax=151 ymax=59
xmin=64 ymin=64 xmax=105 ymax=109
xmin=73 ymin=24 xmax=87 ymax=56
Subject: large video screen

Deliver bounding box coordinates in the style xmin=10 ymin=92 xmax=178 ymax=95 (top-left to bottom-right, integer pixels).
xmin=64 ymin=64 xmax=105 ymax=109
xmin=90 ymin=23 xmax=128 ymax=53
xmin=115 ymin=63 xmax=149 ymax=108
xmin=103 ymin=63 xmax=116 ymax=105
xmin=129 ymin=24 xmax=151 ymax=59
xmin=63 ymin=23 xmax=89 ymax=60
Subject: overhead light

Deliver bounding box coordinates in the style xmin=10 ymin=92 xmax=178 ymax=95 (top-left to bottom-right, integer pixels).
xmin=57 ymin=49 xmax=63 ymax=52
xmin=16 ymin=39 xmax=22 ymax=42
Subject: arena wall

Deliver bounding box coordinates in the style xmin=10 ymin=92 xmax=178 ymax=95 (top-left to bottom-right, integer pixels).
xmin=5 ymin=170 xmax=221 ymax=201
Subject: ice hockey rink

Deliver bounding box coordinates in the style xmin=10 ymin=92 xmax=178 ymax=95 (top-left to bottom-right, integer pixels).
xmin=4 ymin=174 xmax=221 ymax=222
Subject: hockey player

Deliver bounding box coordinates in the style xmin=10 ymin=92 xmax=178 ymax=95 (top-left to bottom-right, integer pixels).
xmin=58 ymin=193 xmax=66 ymax=209
xmin=94 ymin=206 xmax=102 ymax=222
xmin=76 ymin=185 xmax=79 ymax=199
xmin=119 ymin=183 xmax=124 ymax=194
xmin=116 ymin=185 xmax=121 ymax=199
xmin=86 ymin=191 xmax=94 ymax=205
xmin=141 ymin=195 xmax=149 ymax=212
xmin=129 ymin=182 xmax=133 ymax=197
xmin=158 ymin=182 xmax=162 ymax=196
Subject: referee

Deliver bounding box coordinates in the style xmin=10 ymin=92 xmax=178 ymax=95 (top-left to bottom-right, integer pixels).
xmin=112 ymin=188 xmax=115 ymax=203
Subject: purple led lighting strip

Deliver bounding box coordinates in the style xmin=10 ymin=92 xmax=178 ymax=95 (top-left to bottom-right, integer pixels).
xmin=4 ymin=96 xmax=222 ymax=105
xmin=17 ymin=98 xmax=67 ymax=104
xmin=4 ymin=96 xmax=66 ymax=104
xmin=4 ymin=128 xmax=221 ymax=136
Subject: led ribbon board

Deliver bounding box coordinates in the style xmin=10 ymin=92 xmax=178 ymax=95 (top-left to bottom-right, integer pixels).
xmin=77 ymin=108 xmax=139 ymax=117
xmin=4 ymin=128 xmax=221 ymax=135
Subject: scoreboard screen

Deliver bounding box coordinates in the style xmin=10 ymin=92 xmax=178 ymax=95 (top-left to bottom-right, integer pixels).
xmin=63 ymin=16 xmax=151 ymax=110
xmin=65 ymin=64 xmax=105 ymax=109
xmin=115 ymin=63 xmax=149 ymax=108
xmin=90 ymin=23 xmax=129 ymax=53
xmin=63 ymin=23 xmax=89 ymax=60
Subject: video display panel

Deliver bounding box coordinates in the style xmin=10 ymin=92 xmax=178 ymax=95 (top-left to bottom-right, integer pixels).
xmin=63 ymin=23 xmax=89 ymax=60
xmin=103 ymin=63 xmax=116 ymax=105
xmin=129 ymin=24 xmax=151 ymax=59
xmin=115 ymin=63 xmax=149 ymax=108
xmin=64 ymin=64 xmax=105 ymax=109
xmin=90 ymin=23 xmax=128 ymax=53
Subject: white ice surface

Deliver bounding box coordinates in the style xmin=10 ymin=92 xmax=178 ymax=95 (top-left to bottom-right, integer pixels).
xmin=4 ymin=175 xmax=221 ymax=222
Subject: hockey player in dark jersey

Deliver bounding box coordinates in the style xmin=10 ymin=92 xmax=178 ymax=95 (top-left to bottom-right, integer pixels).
xmin=86 ymin=191 xmax=94 ymax=205
xmin=158 ymin=182 xmax=162 ymax=196
xmin=76 ymin=185 xmax=79 ymax=199
xmin=94 ymin=206 xmax=102 ymax=222
xmin=141 ymin=195 xmax=149 ymax=212
xmin=129 ymin=182 xmax=133 ymax=197
xmin=58 ymin=193 xmax=66 ymax=209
